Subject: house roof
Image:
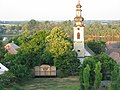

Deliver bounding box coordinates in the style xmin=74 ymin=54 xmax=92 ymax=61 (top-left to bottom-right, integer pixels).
xmin=0 ymin=63 xmax=8 ymax=75
xmin=109 ymin=52 xmax=120 ymax=65
xmin=106 ymin=41 xmax=120 ymax=65
xmin=4 ymin=42 xmax=20 ymax=54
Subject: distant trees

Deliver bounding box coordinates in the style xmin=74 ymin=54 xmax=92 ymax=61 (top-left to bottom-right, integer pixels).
xmin=1 ymin=20 xmax=120 ymax=41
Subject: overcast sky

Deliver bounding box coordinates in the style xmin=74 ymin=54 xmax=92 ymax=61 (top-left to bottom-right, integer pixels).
xmin=0 ymin=0 xmax=120 ymax=21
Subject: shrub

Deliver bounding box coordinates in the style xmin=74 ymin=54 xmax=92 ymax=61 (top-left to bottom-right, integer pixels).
xmin=10 ymin=64 xmax=32 ymax=82
xmin=55 ymin=51 xmax=80 ymax=76
xmin=57 ymin=70 xmax=66 ymax=78
xmin=0 ymin=71 xmax=16 ymax=87
xmin=0 ymin=84 xmax=5 ymax=90
xmin=12 ymin=85 xmax=25 ymax=90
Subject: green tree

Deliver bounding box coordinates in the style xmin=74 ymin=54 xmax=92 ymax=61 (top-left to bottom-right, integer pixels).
xmin=46 ymin=27 xmax=72 ymax=58
xmin=79 ymin=66 xmax=84 ymax=90
xmin=95 ymin=52 xmax=117 ymax=80
xmin=83 ymin=57 xmax=96 ymax=86
xmin=55 ymin=50 xmax=80 ymax=76
xmin=94 ymin=61 xmax=102 ymax=90
xmin=87 ymin=40 xmax=106 ymax=54
xmin=110 ymin=65 xmax=120 ymax=90
xmin=83 ymin=64 xmax=90 ymax=90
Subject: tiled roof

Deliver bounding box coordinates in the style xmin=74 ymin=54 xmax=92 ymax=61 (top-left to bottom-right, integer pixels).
xmin=4 ymin=42 xmax=20 ymax=54
xmin=106 ymin=41 xmax=120 ymax=65
xmin=110 ymin=52 xmax=120 ymax=65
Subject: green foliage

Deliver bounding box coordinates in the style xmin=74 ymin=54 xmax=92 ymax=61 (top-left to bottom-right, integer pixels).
xmin=22 ymin=19 xmax=39 ymax=31
xmin=0 ymin=84 xmax=5 ymax=90
xmin=55 ymin=50 xmax=80 ymax=76
xmin=87 ymin=40 xmax=106 ymax=54
xmin=79 ymin=66 xmax=84 ymax=90
xmin=12 ymin=85 xmax=25 ymax=90
xmin=41 ymin=50 xmax=54 ymax=65
xmin=2 ymin=30 xmax=49 ymax=82
xmin=0 ymin=41 xmax=6 ymax=61
xmin=46 ymin=27 xmax=72 ymax=58
xmin=46 ymin=27 xmax=80 ymax=76
xmin=94 ymin=61 xmax=102 ymax=90
xmin=10 ymin=64 xmax=31 ymax=81
xmin=94 ymin=52 xmax=117 ymax=80
xmin=83 ymin=64 xmax=90 ymax=90
xmin=79 ymin=53 xmax=117 ymax=90
xmin=110 ymin=65 xmax=120 ymax=90
xmin=83 ymin=57 xmax=96 ymax=86
xmin=0 ymin=71 xmax=16 ymax=87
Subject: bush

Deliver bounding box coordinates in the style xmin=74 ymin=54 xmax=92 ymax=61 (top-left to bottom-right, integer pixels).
xmin=10 ymin=64 xmax=32 ymax=82
xmin=55 ymin=51 xmax=80 ymax=76
xmin=57 ymin=70 xmax=66 ymax=78
xmin=12 ymin=85 xmax=25 ymax=90
xmin=0 ymin=71 xmax=16 ymax=87
xmin=0 ymin=84 xmax=5 ymax=90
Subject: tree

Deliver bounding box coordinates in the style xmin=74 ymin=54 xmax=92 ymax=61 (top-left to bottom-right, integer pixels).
xmin=46 ymin=27 xmax=72 ymax=58
xmin=95 ymin=52 xmax=117 ymax=80
xmin=83 ymin=57 xmax=96 ymax=86
xmin=79 ymin=65 xmax=84 ymax=90
xmin=94 ymin=61 xmax=102 ymax=90
xmin=2 ymin=30 xmax=49 ymax=82
xmin=46 ymin=27 xmax=80 ymax=76
xmin=27 ymin=19 xmax=39 ymax=30
xmin=87 ymin=40 xmax=106 ymax=54
xmin=83 ymin=64 xmax=90 ymax=90
xmin=110 ymin=65 xmax=120 ymax=90
xmin=54 ymin=50 xmax=80 ymax=76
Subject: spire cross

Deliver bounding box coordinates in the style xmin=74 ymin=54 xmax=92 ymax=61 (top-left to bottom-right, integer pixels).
xmin=78 ymin=0 xmax=80 ymax=4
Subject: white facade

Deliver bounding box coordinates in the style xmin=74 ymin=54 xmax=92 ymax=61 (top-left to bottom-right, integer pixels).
xmin=73 ymin=26 xmax=84 ymax=42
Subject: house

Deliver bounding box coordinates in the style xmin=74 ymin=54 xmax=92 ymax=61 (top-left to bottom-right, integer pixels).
xmin=4 ymin=41 xmax=20 ymax=54
xmin=0 ymin=63 xmax=8 ymax=75
xmin=106 ymin=41 xmax=120 ymax=65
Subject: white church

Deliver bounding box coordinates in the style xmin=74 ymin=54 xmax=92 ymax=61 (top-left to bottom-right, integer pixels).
xmin=73 ymin=0 xmax=94 ymax=62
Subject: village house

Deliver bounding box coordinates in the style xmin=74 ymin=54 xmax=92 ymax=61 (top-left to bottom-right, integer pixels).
xmin=106 ymin=41 xmax=120 ymax=65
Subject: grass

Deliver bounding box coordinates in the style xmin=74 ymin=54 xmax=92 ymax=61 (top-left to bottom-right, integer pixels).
xmin=14 ymin=76 xmax=80 ymax=90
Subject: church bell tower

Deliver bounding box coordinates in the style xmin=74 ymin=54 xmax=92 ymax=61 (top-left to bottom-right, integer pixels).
xmin=74 ymin=0 xmax=85 ymax=57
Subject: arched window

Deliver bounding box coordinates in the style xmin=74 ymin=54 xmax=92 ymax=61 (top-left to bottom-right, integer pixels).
xmin=77 ymin=32 xmax=80 ymax=39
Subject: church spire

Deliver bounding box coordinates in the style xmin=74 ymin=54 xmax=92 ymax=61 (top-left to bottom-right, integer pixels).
xmin=74 ymin=0 xmax=84 ymax=27
xmin=78 ymin=0 xmax=80 ymax=5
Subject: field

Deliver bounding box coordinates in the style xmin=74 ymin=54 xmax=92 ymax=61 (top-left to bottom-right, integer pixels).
xmin=10 ymin=76 xmax=80 ymax=90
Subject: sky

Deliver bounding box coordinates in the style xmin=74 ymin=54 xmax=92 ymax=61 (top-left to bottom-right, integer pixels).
xmin=0 ymin=0 xmax=120 ymax=21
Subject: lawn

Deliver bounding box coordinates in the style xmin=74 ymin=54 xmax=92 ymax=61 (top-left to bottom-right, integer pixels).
xmin=16 ymin=76 xmax=80 ymax=90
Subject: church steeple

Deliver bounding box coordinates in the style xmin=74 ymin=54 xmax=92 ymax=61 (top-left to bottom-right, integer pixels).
xmin=74 ymin=0 xmax=84 ymax=27
xmin=73 ymin=0 xmax=85 ymax=58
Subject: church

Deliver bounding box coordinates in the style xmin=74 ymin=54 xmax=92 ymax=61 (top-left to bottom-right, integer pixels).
xmin=73 ymin=0 xmax=94 ymax=62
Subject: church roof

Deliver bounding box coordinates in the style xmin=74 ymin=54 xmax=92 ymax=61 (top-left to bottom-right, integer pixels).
xmin=85 ymin=44 xmax=95 ymax=56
